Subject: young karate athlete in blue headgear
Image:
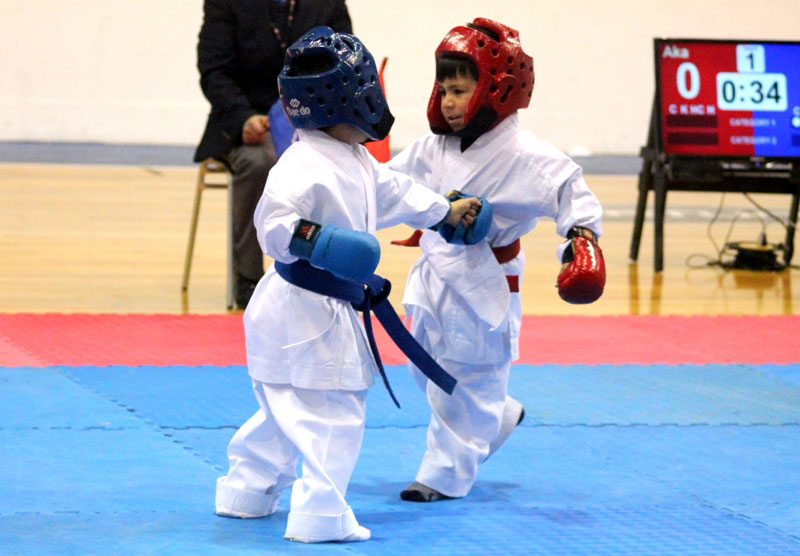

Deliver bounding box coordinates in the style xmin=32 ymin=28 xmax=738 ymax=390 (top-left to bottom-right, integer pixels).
xmin=388 ymin=18 xmax=606 ymax=503
xmin=213 ymin=26 xmax=489 ymax=544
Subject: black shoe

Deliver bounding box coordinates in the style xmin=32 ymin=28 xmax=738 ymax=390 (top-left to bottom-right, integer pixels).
xmin=235 ymin=276 xmax=258 ymax=309
xmin=400 ymin=482 xmax=454 ymax=502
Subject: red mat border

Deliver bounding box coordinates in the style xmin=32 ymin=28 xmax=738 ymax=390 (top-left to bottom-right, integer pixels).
xmin=0 ymin=313 xmax=798 ymax=367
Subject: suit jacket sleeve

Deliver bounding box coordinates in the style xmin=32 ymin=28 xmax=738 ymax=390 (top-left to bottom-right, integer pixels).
xmin=197 ymin=0 xmax=258 ymax=146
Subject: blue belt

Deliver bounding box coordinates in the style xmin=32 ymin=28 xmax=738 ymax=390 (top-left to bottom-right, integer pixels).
xmin=273 ymin=260 xmax=457 ymax=408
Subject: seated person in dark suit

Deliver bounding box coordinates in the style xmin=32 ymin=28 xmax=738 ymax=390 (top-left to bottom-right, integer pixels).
xmin=194 ymin=0 xmax=352 ymax=308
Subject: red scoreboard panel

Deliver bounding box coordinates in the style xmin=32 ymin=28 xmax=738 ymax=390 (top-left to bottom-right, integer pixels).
xmin=655 ymin=38 xmax=800 ymax=158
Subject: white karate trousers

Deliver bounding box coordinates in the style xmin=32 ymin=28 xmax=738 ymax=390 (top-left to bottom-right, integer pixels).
xmin=412 ymin=357 xmax=521 ymax=498
xmin=215 ymin=380 xmax=367 ymax=542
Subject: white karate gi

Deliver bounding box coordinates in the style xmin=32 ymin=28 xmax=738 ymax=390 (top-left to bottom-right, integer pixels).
xmin=387 ymin=113 xmax=603 ymax=497
xmin=216 ymin=128 xmax=450 ymax=541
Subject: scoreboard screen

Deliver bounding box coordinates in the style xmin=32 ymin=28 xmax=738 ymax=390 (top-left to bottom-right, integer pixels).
xmin=654 ymin=38 xmax=800 ymax=158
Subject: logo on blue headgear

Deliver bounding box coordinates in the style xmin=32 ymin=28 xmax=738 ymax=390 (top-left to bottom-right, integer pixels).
xmin=278 ymin=27 xmax=394 ymax=141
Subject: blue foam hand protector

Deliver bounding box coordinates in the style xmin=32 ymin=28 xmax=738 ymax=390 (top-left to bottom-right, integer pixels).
xmin=436 ymin=191 xmax=493 ymax=245
xmin=289 ymin=219 xmax=380 ymax=282
xmin=437 ymin=222 xmax=466 ymax=244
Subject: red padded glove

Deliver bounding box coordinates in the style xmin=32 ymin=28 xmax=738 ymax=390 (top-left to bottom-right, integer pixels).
xmin=557 ymin=228 xmax=605 ymax=304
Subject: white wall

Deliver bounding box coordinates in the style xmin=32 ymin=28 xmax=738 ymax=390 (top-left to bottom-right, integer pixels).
xmin=1 ymin=0 xmax=798 ymax=154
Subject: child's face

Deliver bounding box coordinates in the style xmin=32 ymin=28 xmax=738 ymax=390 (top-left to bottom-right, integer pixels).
xmin=437 ymin=73 xmax=477 ymax=133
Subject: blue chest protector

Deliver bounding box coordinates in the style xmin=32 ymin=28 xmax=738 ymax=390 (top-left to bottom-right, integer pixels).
xmin=273 ymin=260 xmax=457 ymax=408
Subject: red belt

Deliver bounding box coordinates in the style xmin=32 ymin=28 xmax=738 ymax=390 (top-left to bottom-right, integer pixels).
xmin=391 ymin=231 xmax=520 ymax=292
xmin=493 ymin=240 xmax=520 ymax=292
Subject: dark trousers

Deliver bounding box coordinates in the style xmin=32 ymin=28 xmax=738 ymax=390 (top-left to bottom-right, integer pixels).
xmin=224 ymin=137 xmax=278 ymax=284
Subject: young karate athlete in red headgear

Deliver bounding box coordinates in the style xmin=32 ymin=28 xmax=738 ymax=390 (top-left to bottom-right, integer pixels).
xmin=388 ymin=18 xmax=605 ymax=502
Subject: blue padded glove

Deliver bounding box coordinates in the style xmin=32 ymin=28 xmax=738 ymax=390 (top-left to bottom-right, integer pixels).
xmin=434 ymin=190 xmax=493 ymax=245
xmin=288 ymin=219 xmax=380 ymax=282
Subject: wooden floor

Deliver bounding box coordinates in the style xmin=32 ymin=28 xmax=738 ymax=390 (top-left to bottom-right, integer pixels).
xmin=0 ymin=162 xmax=796 ymax=315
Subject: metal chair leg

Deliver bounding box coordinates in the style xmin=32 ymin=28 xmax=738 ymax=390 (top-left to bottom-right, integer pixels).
xmin=181 ymin=160 xmax=208 ymax=291
xmin=182 ymin=159 xmax=234 ymax=309
xmin=225 ymin=172 xmax=235 ymax=309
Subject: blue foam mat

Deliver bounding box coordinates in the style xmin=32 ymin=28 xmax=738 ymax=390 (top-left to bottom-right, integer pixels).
xmin=3 ymin=425 xmax=799 ymax=555
xmin=0 ymin=368 xmax=143 ymax=429
xmin=519 ymin=364 xmax=800 ymax=426
xmin=1 ymin=364 xmax=799 ymax=555
xmin=0 ymin=429 xmax=215 ymax=514
xmin=54 ymin=363 xmax=800 ymax=428
xmin=3 ymin=506 xmax=794 ymax=556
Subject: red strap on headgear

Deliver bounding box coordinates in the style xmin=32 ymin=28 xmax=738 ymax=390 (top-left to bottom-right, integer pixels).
xmin=427 ymin=18 xmax=534 ymax=134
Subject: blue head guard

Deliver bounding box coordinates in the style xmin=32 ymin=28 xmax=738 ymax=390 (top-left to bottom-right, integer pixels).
xmin=278 ymin=27 xmax=394 ymax=141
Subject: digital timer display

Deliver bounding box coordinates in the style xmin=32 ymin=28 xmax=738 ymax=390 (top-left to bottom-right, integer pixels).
xmin=716 ymin=73 xmax=787 ymax=111
xmin=655 ymin=38 xmax=800 ymax=157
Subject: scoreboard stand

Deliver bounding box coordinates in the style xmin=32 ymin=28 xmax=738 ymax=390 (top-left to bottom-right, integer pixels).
xmin=629 ymin=38 xmax=800 ymax=272
xmin=629 ymin=104 xmax=800 ymax=271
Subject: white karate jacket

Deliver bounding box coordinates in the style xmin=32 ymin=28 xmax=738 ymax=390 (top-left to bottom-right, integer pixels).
xmin=243 ymin=128 xmax=450 ymax=390
xmin=387 ymin=113 xmax=604 ymax=364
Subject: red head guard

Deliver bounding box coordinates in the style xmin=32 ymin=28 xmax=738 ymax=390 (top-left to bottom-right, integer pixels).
xmin=427 ymin=18 xmax=534 ymax=134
